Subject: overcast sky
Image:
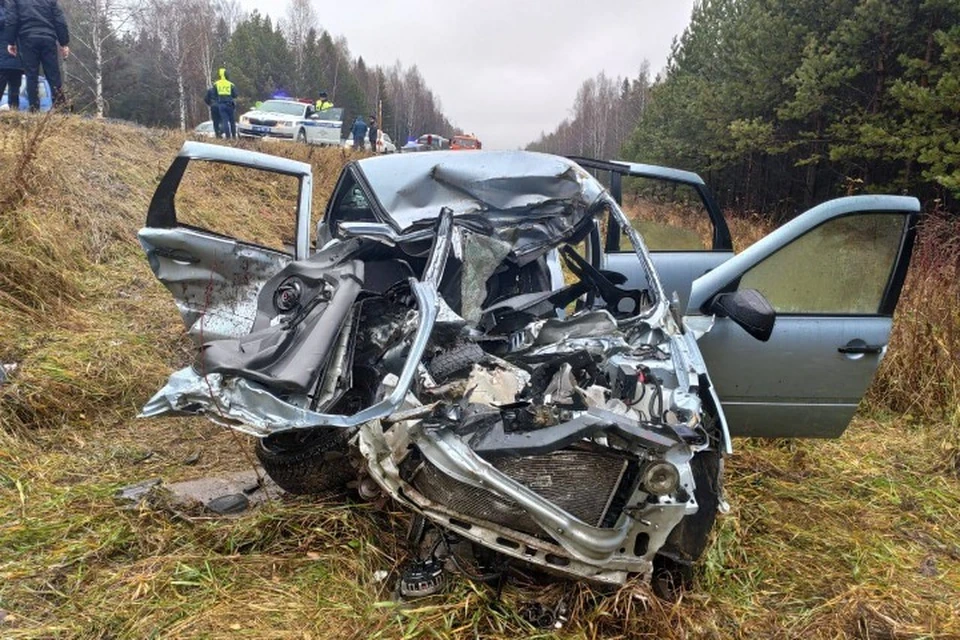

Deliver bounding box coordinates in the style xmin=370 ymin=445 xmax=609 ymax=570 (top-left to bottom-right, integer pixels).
xmin=238 ymin=0 xmax=695 ymax=149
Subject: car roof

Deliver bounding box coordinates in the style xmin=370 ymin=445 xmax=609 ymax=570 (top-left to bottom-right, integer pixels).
xmin=354 ymin=150 xmax=606 ymax=232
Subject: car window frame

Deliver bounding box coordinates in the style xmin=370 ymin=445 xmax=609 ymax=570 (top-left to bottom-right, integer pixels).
xmin=724 ymin=211 xmax=917 ymax=318
xmin=146 ymin=147 xmax=314 ymax=259
xmin=568 ymin=157 xmax=732 ymax=254
xmin=323 ymin=164 xmax=394 ymax=239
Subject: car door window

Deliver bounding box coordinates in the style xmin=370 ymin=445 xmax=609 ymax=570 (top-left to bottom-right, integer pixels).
xmin=738 ymin=212 xmax=908 ymax=315
xmin=175 ymin=161 xmax=301 ymax=254
xmin=618 ymin=177 xmax=712 ymax=251
xmin=327 ymin=172 xmax=377 ymax=235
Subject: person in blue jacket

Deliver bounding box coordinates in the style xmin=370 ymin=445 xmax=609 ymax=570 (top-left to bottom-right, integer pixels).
xmin=0 ymin=0 xmax=24 ymax=110
xmin=203 ymin=85 xmax=222 ymax=138
xmin=4 ymin=0 xmax=70 ymax=112
xmin=351 ymin=115 xmax=368 ymax=150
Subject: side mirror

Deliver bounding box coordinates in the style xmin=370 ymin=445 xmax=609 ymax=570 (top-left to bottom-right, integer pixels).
xmin=710 ymin=289 xmax=776 ymax=342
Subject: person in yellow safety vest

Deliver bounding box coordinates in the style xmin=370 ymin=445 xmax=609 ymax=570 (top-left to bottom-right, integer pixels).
xmin=316 ymin=90 xmax=333 ymax=111
xmin=214 ymin=68 xmax=238 ymax=139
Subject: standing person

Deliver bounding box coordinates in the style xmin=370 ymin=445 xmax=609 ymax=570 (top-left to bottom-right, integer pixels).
xmin=367 ymin=116 xmax=378 ymax=154
xmin=214 ymin=67 xmax=237 ymax=139
xmin=351 ymin=115 xmax=367 ymax=151
xmin=203 ymin=85 xmax=222 ymax=138
xmin=0 ymin=0 xmax=24 ymax=110
xmin=4 ymin=0 xmax=70 ymax=112
xmin=315 ymin=91 xmax=333 ymax=111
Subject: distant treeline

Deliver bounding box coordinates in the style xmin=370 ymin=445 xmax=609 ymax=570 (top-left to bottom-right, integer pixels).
xmin=59 ymin=0 xmax=457 ymax=144
xmin=528 ymin=0 xmax=960 ymax=217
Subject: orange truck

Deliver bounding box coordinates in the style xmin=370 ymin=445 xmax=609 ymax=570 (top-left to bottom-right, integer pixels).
xmin=450 ymin=134 xmax=482 ymax=150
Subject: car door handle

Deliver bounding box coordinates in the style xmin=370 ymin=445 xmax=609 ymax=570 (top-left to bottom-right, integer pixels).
xmin=838 ymin=344 xmax=885 ymax=355
xmin=152 ymin=247 xmax=199 ymax=265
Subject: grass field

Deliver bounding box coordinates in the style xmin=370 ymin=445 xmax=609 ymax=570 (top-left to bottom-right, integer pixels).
xmin=1 ymin=114 xmax=959 ymax=638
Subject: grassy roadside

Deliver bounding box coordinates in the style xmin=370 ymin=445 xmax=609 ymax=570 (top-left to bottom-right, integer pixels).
xmin=1 ymin=114 xmax=958 ymax=638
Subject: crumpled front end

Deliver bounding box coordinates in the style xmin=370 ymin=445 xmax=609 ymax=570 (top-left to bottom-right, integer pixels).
xmin=141 ymin=153 xmax=725 ymax=585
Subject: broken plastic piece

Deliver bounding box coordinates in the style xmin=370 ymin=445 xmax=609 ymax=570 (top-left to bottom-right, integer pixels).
xmin=206 ymin=493 xmax=251 ymax=515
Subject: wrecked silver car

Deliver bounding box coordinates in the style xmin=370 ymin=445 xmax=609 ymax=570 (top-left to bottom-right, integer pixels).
xmin=139 ymin=143 xmax=919 ymax=593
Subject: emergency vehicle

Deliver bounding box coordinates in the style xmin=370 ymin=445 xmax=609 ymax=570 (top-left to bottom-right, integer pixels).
xmin=238 ymin=98 xmax=344 ymax=146
xmin=450 ymin=134 xmax=482 ymax=150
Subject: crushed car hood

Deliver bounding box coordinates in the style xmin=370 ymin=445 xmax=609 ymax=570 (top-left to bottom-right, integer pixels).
xmin=356 ymin=151 xmax=606 ymax=262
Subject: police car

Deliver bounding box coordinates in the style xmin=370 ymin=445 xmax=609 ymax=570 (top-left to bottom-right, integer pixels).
xmin=237 ymin=99 xmax=343 ymax=146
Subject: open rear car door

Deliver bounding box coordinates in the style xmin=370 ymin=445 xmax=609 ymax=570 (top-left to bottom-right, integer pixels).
xmin=687 ymin=195 xmax=920 ymax=437
xmin=570 ymin=157 xmax=734 ymax=312
xmin=137 ymin=142 xmax=313 ymax=343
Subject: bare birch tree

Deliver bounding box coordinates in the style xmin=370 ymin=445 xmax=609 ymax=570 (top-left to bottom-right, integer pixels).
xmin=283 ymin=0 xmax=317 ymax=91
xmin=214 ymin=0 xmax=242 ymax=33
xmin=146 ymin=0 xmax=204 ymax=130
xmin=62 ymin=0 xmax=142 ymax=117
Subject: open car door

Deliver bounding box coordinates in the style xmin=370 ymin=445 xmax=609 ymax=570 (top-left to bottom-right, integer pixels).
xmin=571 ymin=157 xmax=733 ymax=312
xmin=687 ymin=195 xmax=919 ymax=438
xmin=137 ymin=142 xmax=313 ymax=342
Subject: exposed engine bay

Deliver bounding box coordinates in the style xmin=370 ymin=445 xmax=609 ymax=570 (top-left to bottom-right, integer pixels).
xmin=140 ymin=147 xmax=730 ymax=590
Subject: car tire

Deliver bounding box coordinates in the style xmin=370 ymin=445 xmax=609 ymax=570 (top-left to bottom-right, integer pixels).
xmin=297 ymin=129 xmax=307 ymax=144
xmin=428 ymin=342 xmax=485 ymax=381
xmin=255 ymin=427 xmax=356 ymax=495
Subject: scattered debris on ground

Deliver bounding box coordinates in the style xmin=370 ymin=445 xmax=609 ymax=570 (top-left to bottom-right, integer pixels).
xmin=116 ymin=469 xmax=282 ymax=517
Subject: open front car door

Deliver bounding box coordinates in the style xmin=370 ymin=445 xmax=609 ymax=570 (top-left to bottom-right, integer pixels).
xmin=687 ymin=195 xmax=920 ymax=438
xmin=137 ymin=142 xmax=313 ymax=343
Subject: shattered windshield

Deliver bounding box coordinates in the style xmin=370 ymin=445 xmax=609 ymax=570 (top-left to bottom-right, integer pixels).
xmin=352 ymin=151 xmax=663 ymax=304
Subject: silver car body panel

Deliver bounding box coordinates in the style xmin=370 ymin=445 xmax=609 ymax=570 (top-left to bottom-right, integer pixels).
xmin=139 ymin=227 xmax=291 ymax=342
xmin=582 ymin=158 xmax=733 ymax=314
xmin=609 ymin=251 xmax=735 ymax=313
xmin=353 ymin=150 xmax=606 ymax=233
xmin=148 ymin=141 xmax=314 ymax=260
xmin=140 ymin=211 xmax=455 ymax=436
xmin=138 ymin=279 xmax=437 ymax=436
xmin=608 ymin=160 xmax=707 ymax=186
xmin=686 ymin=194 xmax=920 ymax=438
xmin=696 ymin=316 xmax=896 ymax=437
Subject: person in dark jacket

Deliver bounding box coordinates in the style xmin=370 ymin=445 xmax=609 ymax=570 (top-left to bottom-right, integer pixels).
xmin=367 ymin=116 xmax=378 ymax=153
xmin=213 ymin=67 xmax=237 ymax=139
xmin=203 ymin=85 xmax=222 ymax=138
xmin=0 ymin=0 xmax=24 ymax=110
xmin=351 ymin=116 xmax=368 ymax=150
xmin=4 ymin=0 xmax=69 ymax=112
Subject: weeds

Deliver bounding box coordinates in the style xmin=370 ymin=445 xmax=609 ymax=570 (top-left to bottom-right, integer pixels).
xmin=869 ymin=211 xmax=960 ymax=425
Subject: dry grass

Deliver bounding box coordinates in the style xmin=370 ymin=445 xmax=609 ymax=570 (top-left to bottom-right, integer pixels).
xmin=1 ymin=115 xmax=959 ymax=638
xmin=868 ymin=212 xmax=960 ymax=467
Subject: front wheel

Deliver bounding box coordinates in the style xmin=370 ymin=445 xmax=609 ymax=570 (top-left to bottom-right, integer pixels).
xmin=255 ymin=427 xmax=356 ymax=494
